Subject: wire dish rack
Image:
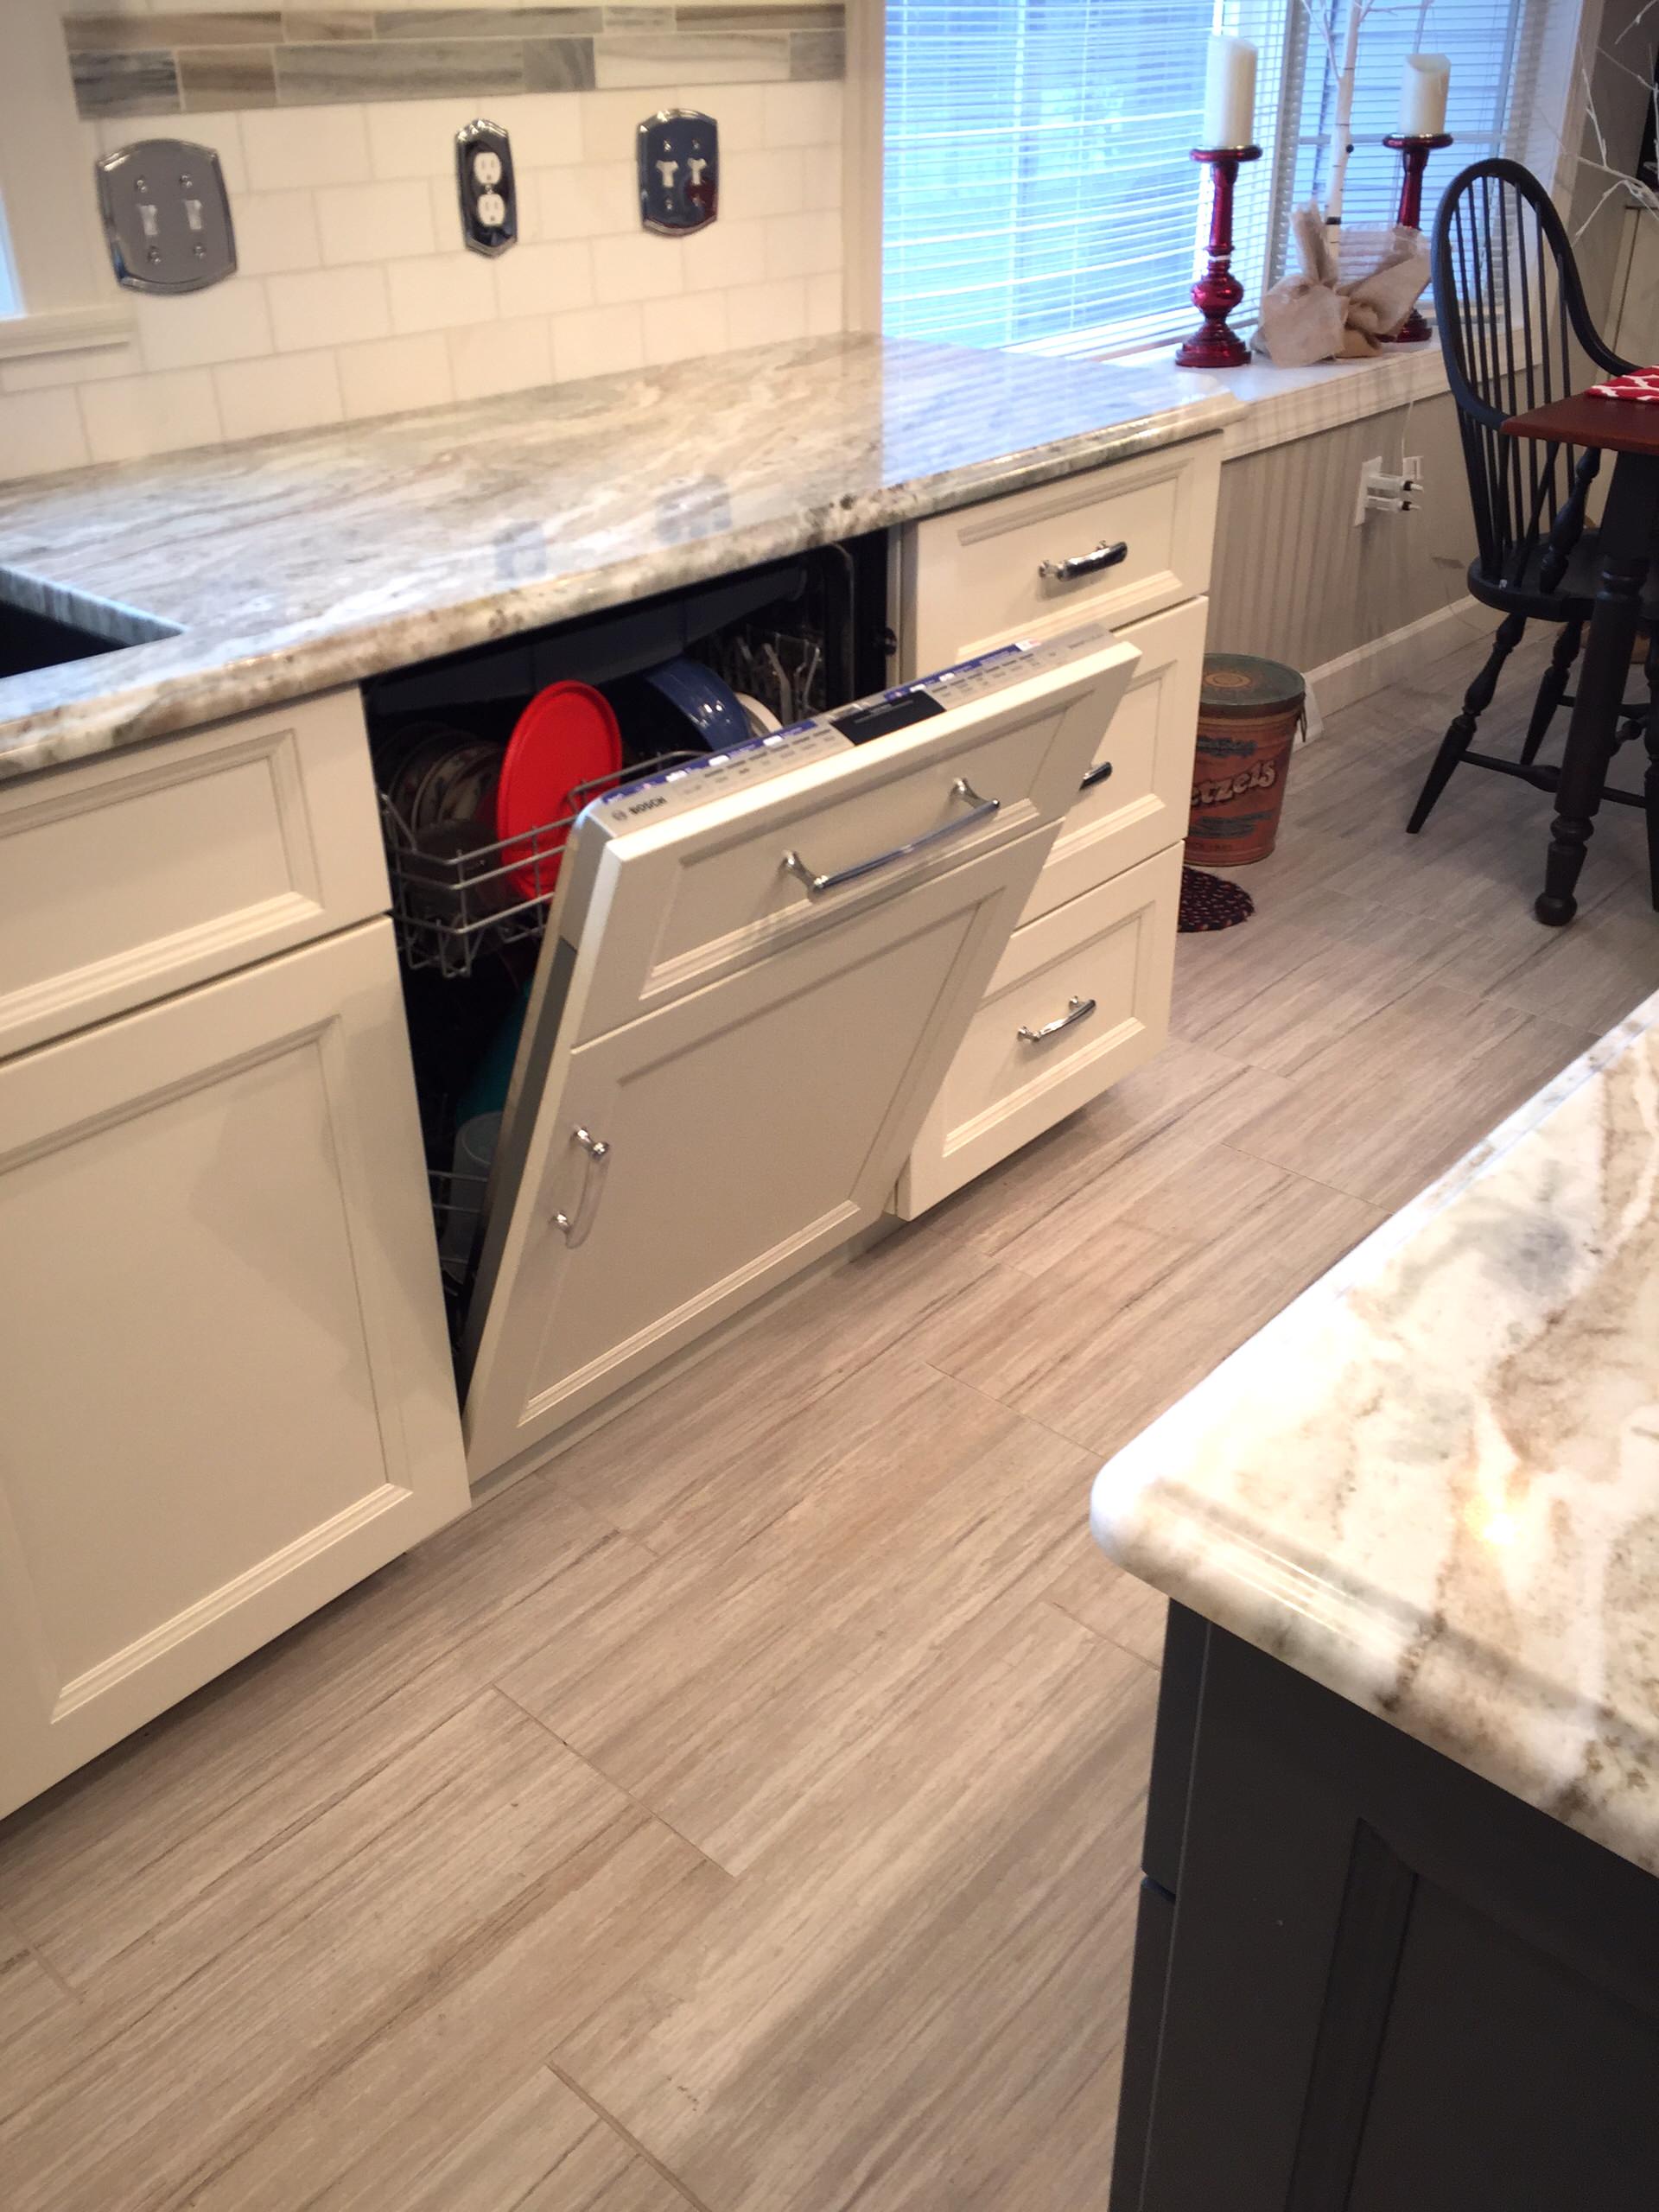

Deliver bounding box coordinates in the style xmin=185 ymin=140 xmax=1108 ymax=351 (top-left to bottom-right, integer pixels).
xmin=379 ymin=750 xmax=697 ymax=978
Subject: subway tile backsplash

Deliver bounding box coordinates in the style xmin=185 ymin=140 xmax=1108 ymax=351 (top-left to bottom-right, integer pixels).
xmin=0 ymin=68 xmax=845 ymax=480
xmin=62 ymin=3 xmax=843 ymax=115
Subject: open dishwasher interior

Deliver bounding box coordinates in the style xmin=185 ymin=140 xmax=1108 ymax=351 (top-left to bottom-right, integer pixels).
xmin=365 ymin=534 xmax=1140 ymax=1480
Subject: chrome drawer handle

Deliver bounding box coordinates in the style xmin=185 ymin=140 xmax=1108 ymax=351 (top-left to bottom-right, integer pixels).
xmin=781 ymin=778 xmax=1001 ymax=896
xmin=1079 ymin=760 xmax=1115 ymax=792
xmin=1018 ymin=995 xmax=1096 ymax=1044
xmin=554 ymin=1126 xmax=611 ymax=1247
xmin=1039 ymin=540 xmax=1128 ymax=586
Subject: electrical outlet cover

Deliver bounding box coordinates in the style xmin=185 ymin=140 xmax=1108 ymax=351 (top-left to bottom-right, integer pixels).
xmin=455 ymin=118 xmax=517 ymax=257
xmin=96 ymin=140 xmax=236 ymax=294
xmin=637 ymin=110 xmax=718 ymax=234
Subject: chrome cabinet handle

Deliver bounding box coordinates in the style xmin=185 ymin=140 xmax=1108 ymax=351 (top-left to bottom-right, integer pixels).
xmin=1017 ymin=995 xmax=1096 ymax=1044
xmin=554 ymin=1126 xmax=611 ymax=1247
xmin=1039 ymin=540 xmax=1128 ymax=585
xmin=781 ymin=778 xmax=1001 ymax=896
xmin=1079 ymin=760 xmax=1115 ymax=792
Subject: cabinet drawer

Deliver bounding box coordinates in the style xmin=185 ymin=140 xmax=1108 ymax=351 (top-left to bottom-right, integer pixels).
xmin=0 ymin=689 xmax=387 ymax=1057
xmin=1023 ymin=596 xmax=1206 ymax=924
xmin=896 ymin=842 xmax=1180 ymax=1216
xmin=901 ymin=436 xmax=1220 ymax=672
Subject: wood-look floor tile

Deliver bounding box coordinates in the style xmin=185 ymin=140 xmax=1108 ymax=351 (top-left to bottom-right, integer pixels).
xmin=188 ymin=1821 xmax=726 ymax=2212
xmin=1434 ymin=888 xmax=1659 ymax=1036
xmin=1042 ymin=1530 xmax=1169 ymax=1669
xmin=381 ymin=2067 xmax=702 ymax=2212
xmin=0 ymin=1478 xmax=654 ymax=1993
xmin=910 ymin=1146 xmax=1380 ymax=1460
xmin=0 ymin=1935 xmax=78 ymax=2056
xmin=1225 ymin=980 xmax=1595 ymax=1210
xmin=557 ymin=1602 xmax=1156 ymax=2212
xmin=993 ymin=1054 xmax=1294 ymax=1278
xmin=549 ymin=1218 xmax=998 ymax=1559
xmin=503 ymin=1351 xmax=1096 ymax=1872
xmin=913 ymin=1034 xmax=1285 ymax=1262
xmin=0 ymin=1694 xmax=675 ymax=2212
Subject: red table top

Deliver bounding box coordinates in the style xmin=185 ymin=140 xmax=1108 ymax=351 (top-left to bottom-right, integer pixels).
xmin=1503 ymin=391 xmax=1659 ymax=458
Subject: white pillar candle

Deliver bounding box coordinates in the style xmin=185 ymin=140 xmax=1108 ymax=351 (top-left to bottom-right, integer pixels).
xmin=1400 ymin=53 xmax=1451 ymax=137
xmin=1202 ymin=35 xmax=1257 ymax=150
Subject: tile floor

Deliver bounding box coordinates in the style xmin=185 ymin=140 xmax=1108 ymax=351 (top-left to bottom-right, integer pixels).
xmin=3 ymin=617 xmax=1656 ymax=2211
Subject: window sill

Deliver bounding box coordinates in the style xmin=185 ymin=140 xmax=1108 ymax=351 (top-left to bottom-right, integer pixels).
xmin=0 ymin=302 xmax=135 ymax=364
xmin=1116 ymin=337 xmax=1450 ymax=460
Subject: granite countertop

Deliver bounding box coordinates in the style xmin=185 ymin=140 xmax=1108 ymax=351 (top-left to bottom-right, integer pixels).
xmin=0 ymin=334 xmax=1236 ymax=784
xmin=1092 ymin=991 xmax=1659 ymax=1878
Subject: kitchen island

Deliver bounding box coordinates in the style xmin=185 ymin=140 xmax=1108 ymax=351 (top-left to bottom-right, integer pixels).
xmin=1092 ymin=990 xmax=1659 ymax=2210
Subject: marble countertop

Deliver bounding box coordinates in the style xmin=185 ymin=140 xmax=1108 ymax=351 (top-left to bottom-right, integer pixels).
xmin=0 ymin=334 xmax=1236 ymax=783
xmin=1092 ymin=993 xmax=1659 ymax=1877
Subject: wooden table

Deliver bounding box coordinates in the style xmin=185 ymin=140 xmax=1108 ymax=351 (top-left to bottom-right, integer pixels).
xmin=1503 ymin=392 xmax=1659 ymax=925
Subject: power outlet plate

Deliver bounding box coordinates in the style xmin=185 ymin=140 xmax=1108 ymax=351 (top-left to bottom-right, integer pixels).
xmin=95 ymin=140 xmax=236 ymax=294
xmin=455 ymin=118 xmax=517 ymax=257
xmin=637 ymin=109 xmax=718 ymax=234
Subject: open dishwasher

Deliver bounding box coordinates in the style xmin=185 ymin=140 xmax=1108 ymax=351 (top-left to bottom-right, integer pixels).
xmin=369 ymin=547 xmax=1139 ymax=1482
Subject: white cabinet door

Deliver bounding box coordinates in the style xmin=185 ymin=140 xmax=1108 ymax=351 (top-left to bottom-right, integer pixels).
xmin=896 ymin=843 xmax=1182 ymax=1217
xmin=461 ymin=628 xmax=1139 ymax=1478
xmin=0 ymin=920 xmax=467 ymax=1818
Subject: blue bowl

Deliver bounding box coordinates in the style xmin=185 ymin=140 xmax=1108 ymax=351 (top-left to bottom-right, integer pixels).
xmin=639 ymin=657 xmax=751 ymax=752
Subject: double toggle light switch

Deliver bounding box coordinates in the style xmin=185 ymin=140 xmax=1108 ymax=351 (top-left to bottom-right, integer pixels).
xmin=637 ymin=111 xmax=719 ymax=234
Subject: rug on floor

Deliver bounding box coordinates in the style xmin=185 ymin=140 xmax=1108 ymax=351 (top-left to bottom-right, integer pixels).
xmin=1179 ymin=867 xmax=1255 ymax=931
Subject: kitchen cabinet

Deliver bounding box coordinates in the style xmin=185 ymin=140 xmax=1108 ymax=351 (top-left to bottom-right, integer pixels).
xmin=0 ymin=689 xmax=386 ymax=1058
xmin=0 ymin=433 xmax=1215 ymax=1815
xmin=0 ymin=919 xmax=467 ymax=1818
xmin=895 ymin=442 xmax=1217 ymax=1212
xmin=1114 ymin=1609 xmax=1659 ymax=2212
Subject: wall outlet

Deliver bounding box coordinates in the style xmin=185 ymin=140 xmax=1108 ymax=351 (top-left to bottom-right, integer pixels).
xmin=454 ymin=118 xmax=516 ymax=257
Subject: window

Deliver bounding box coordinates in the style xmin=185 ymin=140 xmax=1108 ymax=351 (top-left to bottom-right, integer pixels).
xmin=882 ymin=0 xmax=1535 ymax=357
xmin=0 ymin=1 xmax=130 ymax=357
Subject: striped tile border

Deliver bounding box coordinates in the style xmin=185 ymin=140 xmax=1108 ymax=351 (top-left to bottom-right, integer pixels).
xmin=64 ymin=3 xmax=844 ymax=115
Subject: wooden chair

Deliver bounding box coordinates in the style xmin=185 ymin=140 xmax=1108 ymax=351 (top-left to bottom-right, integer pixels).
xmin=1407 ymin=157 xmax=1659 ymax=891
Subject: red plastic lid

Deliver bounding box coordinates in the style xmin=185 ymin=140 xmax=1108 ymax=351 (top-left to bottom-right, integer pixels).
xmin=495 ymin=682 xmax=623 ymax=900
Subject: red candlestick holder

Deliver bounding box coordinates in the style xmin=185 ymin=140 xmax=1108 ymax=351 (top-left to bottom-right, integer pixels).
xmin=1379 ymin=131 xmax=1452 ymax=343
xmin=1175 ymin=145 xmax=1262 ymax=369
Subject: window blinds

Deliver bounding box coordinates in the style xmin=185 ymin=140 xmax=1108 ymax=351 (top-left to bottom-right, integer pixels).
xmin=883 ymin=0 xmax=1529 ymax=355
xmin=1283 ymin=0 xmax=1530 ymax=244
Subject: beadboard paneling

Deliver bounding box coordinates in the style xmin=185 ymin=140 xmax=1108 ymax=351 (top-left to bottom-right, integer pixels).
xmin=1207 ymin=392 xmax=1471 ymax=676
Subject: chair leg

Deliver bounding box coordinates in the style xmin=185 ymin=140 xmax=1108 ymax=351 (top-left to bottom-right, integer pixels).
xmin=1644 ymin=625 xmax=1659 ymax=911
xmin=1408 ymin=611 xmax=1527 ymax=835
xmin=1520 ymin=619 xmax=1581 ymax=766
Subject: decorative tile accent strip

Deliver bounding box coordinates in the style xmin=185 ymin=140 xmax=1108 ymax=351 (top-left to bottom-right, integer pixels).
xmin=789 ymin=29 xmax=842 ymax=79
xmin=272 ymin=35 xmax=530 ymax=103
xmin=179 ymin=46 xmax=280 ymax=108
xmin=283 ymin=10 xmax=376 ymax=37
xmin=70 ymin=49 xmax=182 ymax=117
xmin=64 ymin=2 xmax=842 ymax=115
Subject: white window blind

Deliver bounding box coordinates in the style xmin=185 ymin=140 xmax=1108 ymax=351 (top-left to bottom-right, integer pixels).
xmin=883 ymin=0 xmax=1531 ymax=355
xmin=1281 ymin=1 xmax=1529 ymax=247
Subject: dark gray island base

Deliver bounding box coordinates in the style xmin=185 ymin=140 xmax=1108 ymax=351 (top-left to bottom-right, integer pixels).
xmin=1112 ymin=1606 xmax=1659 ymax=2212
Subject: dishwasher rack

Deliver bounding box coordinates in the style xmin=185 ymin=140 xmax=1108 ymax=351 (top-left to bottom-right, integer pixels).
xmin=380 ymin=750 xmax=696 ymax=978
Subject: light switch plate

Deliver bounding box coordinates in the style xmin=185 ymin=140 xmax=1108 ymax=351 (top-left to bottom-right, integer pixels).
xmin=637 ymin=110 xmax=718 ymax=234
xmin=455 ymin=118 xmax=517 ymax=257
xmin=96 ymin=140 xmax=236 ymax=294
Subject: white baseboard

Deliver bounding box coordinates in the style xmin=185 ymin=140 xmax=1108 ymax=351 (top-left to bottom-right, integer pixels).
xmin=1302 ymin=595 xmax=1488 ymax=731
